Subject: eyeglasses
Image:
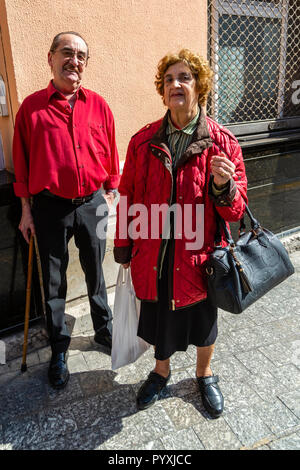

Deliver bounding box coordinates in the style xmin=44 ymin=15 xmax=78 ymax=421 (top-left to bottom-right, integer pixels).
xmin=53 ymin=47 xmax=89 ymax=65
xmin=164 ymin=73 xmax=194 ymax=86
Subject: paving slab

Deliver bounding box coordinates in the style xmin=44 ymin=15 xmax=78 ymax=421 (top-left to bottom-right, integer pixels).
xmin=0 ymin=249 xmax=299 ymax=450
xmin=160 ymin=428 xmax=205 ymax=450
xmin=223 ymin=406 xmax=274 ymax=447
xmin=277 ymin=390 xmax=300 ymax=419
xmin=268 ymin=431 xmax=300 ymax=450
xmin=193 ymin=417 xmax=242 ymax=450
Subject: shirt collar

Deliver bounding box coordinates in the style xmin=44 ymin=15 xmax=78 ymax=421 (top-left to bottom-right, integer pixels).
xmin=166 ymin=108 xmax=200 ymax=136
xmin=46 ymin=80 xmax=87 ymax=102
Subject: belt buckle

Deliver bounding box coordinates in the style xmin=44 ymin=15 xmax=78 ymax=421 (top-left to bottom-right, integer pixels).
xmin=72 ymin=197 xmax=84 ymax=204
xmin=71 ymin=191 xmax=95 ymax=204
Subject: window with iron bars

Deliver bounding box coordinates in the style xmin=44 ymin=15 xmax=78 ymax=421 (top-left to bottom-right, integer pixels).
xmin=207 ymin=0 xmax=300 ymax=126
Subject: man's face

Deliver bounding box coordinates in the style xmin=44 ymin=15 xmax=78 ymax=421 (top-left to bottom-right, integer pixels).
xmin=48 ymin=34 xmax=88 ymax=93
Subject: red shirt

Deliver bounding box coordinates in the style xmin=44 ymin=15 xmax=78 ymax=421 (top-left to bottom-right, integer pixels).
xmin=13 ymin=81 xmax=120 ymax=198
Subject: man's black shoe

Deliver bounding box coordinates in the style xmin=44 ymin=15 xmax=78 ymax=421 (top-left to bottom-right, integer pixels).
xmin=94 ymin=332 xmax=112 ymax=351
xmin=137 ymin=370 xmax=171 ymax=410
xmin=197 ymin=375 xmax=224 ymax=419
xmin=48 ymin=352 xmax=69 ymax=390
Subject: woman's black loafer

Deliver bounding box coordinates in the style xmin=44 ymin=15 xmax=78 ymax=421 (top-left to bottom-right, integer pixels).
xmin=137 ymin=370 xmax=171 ymax=410
xmin=197 ymin=375 xmax=224 ymax=418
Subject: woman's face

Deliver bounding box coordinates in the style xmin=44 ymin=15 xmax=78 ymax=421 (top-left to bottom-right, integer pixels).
xmin=163 ymin=62 xmax=199 ymax=114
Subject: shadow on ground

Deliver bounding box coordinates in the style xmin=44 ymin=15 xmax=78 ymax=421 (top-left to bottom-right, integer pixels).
xmin=0 ymin=348 xmax=209 ymax=450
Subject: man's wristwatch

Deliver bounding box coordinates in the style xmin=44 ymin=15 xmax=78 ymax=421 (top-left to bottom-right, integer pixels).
xmin=105 ymin=189 xmax=118 ymax=199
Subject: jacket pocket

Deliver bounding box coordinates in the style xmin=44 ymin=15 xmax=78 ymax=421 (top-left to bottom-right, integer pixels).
xmin=193 ymin=253 xmax=209 ymax=270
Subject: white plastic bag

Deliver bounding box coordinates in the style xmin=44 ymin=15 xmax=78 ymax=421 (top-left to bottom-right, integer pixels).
xmin=111 ymin=266 xmax=150 ymax=370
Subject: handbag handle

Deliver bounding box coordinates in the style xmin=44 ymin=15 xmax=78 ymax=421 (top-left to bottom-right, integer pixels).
xmin=215 ymin=202 xmax=261 ymax=246
xmin=209 ymin=142 xmax=261 ymax=245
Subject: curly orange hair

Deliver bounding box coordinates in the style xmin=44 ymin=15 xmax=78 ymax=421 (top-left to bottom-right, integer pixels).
xmin=155 ymin=49 xmax=213 ymax=106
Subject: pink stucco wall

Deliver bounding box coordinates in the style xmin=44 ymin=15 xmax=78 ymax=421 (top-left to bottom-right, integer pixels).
xmin=1 ymin=0 xmax=207 ymax=166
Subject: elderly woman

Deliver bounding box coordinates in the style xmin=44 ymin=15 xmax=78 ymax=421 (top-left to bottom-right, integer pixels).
xmin=114 ymin=49 xmax=247 ymax=418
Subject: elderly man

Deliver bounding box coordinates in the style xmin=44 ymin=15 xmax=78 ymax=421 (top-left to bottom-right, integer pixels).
xmin=13 ymin=32 xmax=120 ymax=389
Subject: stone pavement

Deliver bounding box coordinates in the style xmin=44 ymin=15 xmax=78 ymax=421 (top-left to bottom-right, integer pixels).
xmin=0 ymin=251 xmax=299 ymax=451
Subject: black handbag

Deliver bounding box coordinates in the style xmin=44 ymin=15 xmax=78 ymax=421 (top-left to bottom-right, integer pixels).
xmin=206 ymin=204 xmax=295 ymax=314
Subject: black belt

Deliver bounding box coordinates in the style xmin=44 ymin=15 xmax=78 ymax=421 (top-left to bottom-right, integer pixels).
xmin=39 ymin=189 xmax=98 ymax=204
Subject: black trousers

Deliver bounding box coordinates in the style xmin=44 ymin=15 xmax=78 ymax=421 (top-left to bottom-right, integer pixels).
xmin=32 ymin=191 xmax=112 ymax=354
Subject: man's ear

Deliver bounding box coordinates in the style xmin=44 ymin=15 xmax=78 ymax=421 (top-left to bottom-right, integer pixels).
xmin=48 ymin=51 xmax=53 ymax=70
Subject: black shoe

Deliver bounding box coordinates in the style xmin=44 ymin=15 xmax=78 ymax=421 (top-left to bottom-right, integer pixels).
xmin=136 ymin=370 xmax=171 ymax=410
xmin=48 ymin=353 xmax=69 ymax=390
xmin=196 ymin=375 xmax=224 ymax=419
xmin=94 ymin=332 xmax=112 ymax=351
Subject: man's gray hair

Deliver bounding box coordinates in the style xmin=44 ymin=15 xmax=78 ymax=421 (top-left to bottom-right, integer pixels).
xmin=50 ymin=31 xmax=89 ymax=58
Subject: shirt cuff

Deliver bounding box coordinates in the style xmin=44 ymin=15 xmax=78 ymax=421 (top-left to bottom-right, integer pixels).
xmin=103 ymin=175 xmax=120 ymax=191
xmin=13 ymin=182 xmax=30 ymax=198
xmin=208 ymin=176 xmax=237 ymax=206
xmin=211 ymin=181 xmax=229 ymax=195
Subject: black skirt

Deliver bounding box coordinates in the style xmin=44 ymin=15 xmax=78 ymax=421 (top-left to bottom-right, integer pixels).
xmin=137 ymin=242 xmax=218 ymax=361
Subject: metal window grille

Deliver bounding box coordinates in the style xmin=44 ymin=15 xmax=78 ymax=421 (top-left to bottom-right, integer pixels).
xmin=207 ymin=0 xmax=300 ymax=124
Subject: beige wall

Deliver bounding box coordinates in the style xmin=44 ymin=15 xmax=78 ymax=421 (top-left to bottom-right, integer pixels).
xmin=1 ymin=0 xmax=207 ymax=166
xmin=0 ymin=3 xmax=15 ymax=172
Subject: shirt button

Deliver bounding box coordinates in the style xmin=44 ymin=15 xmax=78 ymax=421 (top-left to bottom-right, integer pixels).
xmin=179 ymin=196 xmax=183 ymax=200
xmin=77 ymin=144 xmax=81 ymax=149
xmin=82 ymin=182 xmax=85 ymax=186
xmin=176 ymin=267 xmax=180 ymax=271
xmin=153 ymin=266 xmax=157 ymax=271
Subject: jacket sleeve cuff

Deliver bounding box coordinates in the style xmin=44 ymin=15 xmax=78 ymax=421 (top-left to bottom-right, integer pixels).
xmin=13 ymin=182 xmax=30 ymax=198
xmin=208 ymin=175 xmax=237 ymax=206
xmin=103 ymin=175 xmax=120 ymax=191
xmin=113 ymin=245 xmax=132 ymax=264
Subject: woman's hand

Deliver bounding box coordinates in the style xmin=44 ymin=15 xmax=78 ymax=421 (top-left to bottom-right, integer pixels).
xmin=211 ymin=152 xmax=236 ymax=188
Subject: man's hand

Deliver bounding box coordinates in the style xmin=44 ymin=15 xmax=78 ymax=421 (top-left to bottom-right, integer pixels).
xmin=211 ymin=152 xmax=236 ymax=188
xmin=103 ymin=191 xmax=115 ymax=210
xmin=122 ymin=263 xmax=130 ymax=269
xmin=19 ymin=199 xmax=35 ymax=244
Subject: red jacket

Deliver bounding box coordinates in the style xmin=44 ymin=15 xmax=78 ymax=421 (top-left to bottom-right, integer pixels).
xmin=114 ymin=110 xmax=247 ymax=310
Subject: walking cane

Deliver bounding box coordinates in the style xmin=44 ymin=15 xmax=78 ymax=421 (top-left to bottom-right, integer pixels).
xmin=33 ymin=235 xmax=47 ymax=321
xmin=21 ymin=233 xmax=34 ymax=373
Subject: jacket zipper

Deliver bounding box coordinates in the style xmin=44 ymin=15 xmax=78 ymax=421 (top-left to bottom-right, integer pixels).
xmin=168 ymin=182 xmax=176 ymax=312
xmin=150 ymin=143 xmax=176 ymax=308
